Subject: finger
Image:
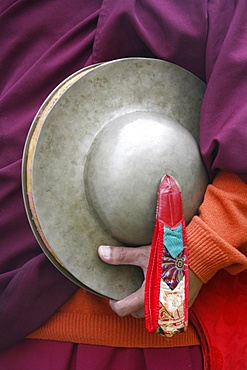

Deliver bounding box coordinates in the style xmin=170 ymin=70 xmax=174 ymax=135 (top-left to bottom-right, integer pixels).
xmin=98 ymin=245 xmax=151 ymax=270
xmin=131 ymin=307 xmax=145 ymax=319
xmin=109 ymin=285 xmax=145 ymax=317
xmin=188 ymin=268 xmax=203 ymax=308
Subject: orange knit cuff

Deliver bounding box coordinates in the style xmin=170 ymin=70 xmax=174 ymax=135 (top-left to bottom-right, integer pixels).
xmin=186 ymin=171 xmax=247 ymax=283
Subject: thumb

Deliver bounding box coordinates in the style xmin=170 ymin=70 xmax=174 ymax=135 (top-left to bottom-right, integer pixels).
xmin=98 ymin=245 xmax=150 ymax=269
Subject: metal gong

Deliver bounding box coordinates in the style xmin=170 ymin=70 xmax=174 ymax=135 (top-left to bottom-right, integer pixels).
xmin=22 ymin=58 xmax=208 ymax=300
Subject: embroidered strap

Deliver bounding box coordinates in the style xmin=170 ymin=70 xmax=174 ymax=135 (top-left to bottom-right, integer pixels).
xmin=145 ymin=175 xmax=188 ymax=337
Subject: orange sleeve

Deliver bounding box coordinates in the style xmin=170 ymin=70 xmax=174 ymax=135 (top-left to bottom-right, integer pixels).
xmin=186 ymin=171 xmax=247 ymax=283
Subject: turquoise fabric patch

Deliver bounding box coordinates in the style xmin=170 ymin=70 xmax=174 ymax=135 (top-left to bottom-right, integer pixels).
xmin=163 ymin=223 xmax=184 ymax=258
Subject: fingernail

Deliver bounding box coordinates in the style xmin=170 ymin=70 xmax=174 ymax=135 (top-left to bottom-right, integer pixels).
xmin=99 ymin=245 xmax=111 ymax=259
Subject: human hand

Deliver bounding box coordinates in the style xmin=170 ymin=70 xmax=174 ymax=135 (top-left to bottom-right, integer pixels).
xmin=98 ymin=245 xmax=150 ymax=318
xmin=98 ymin=245 xmax=203 ymax=318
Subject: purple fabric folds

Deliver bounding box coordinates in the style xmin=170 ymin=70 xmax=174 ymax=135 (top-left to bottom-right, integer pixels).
xmin=0 ymin=0 xmax=247 ymax=354
xmin=0 ymin=0 xmax=102 ymax=350
xmin=0 ymin=340 xmax=203 ymax=370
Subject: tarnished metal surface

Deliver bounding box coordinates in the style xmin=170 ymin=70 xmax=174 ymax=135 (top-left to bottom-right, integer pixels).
xmin=22 ymin=58 xmax=207 ymax=300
